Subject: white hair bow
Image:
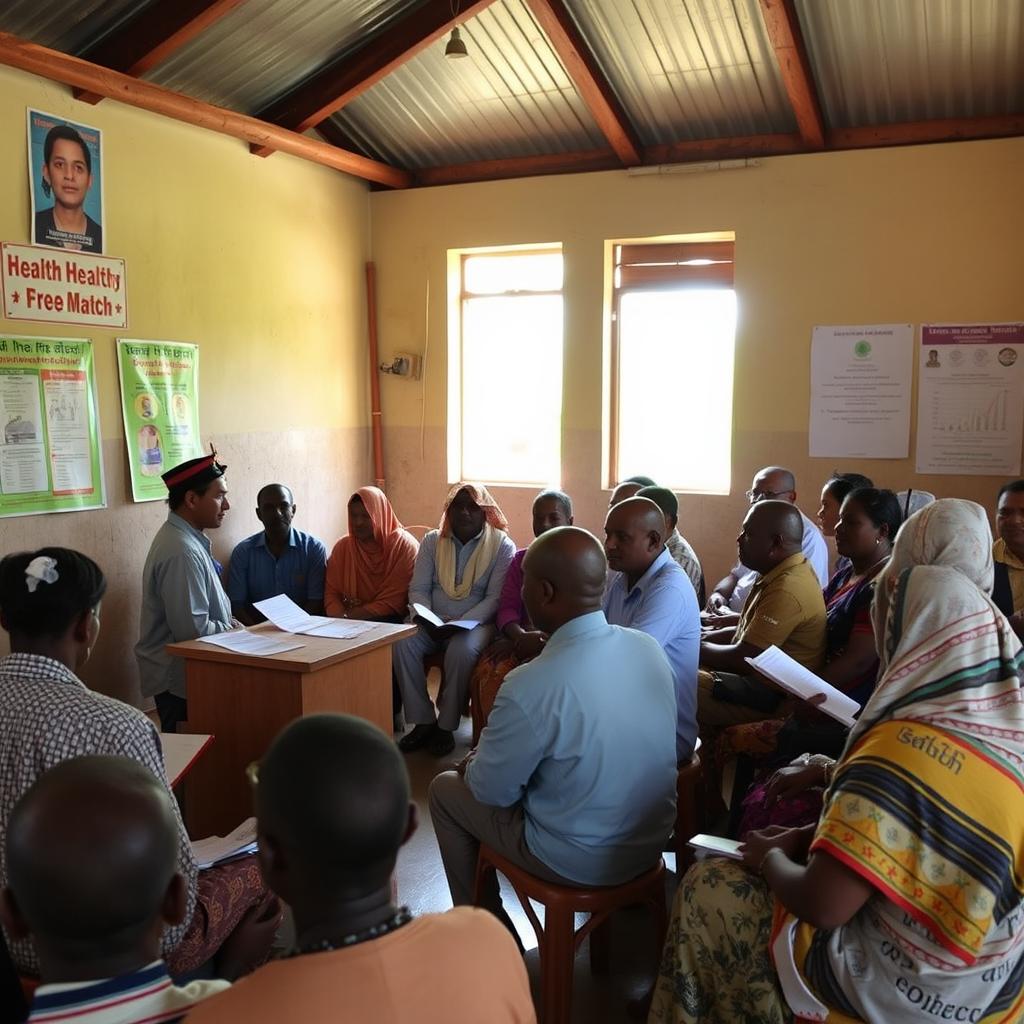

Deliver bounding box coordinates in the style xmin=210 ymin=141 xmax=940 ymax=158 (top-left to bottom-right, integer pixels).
xmin=25 ymin=556 xmax=59 ymax=593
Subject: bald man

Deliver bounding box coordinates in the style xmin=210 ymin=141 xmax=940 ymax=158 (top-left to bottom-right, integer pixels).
xmin=186 ymin=714 xmax=532 ymax=1023
xmin=706 ymin=466 xmax=828 ymax=618
xmin=607 ymin=474 xmax=655 ymax=510
xmin=429 ymin=527 xmax=676 ymax=936
xmin=699 ymin=500 xmax=827 ymax=733
xmin=603 ymin=497 xmax=700 ymax=761
xmin=0 ymin=757 xmax=239 ymax=1022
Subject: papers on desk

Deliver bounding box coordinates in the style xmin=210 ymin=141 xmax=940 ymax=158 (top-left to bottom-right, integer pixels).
xmin=744 ymin=646 xmax=860 ymax=727
xmin=253 ymin=594 xmax=378 ymax=639
xmin=192 ymin=817 xmax=258 ymax=870
xmin=410 ymin=602 xmax=479 ymax=632
xmin=197 ymin=630 xmax=304 ymax=656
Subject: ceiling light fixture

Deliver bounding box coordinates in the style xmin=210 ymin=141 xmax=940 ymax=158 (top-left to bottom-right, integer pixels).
xmin=446 ymin=1 xmax=468 ymax=59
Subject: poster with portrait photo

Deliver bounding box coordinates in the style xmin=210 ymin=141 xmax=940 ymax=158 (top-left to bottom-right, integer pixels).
xmin=27 ymin=108 xmax=105 ymax=254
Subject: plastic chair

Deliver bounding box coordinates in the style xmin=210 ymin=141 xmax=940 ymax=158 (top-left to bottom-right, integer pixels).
xmin=473 ymin=846 xmax=667 ymax=1024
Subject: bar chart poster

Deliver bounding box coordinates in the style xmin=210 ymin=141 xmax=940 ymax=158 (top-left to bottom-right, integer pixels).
xmin=915 ymin=323 xmax=1024 ymax=475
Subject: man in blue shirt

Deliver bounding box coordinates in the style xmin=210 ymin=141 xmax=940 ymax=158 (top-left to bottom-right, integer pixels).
xmin=226 ymin=483 xmax=327 ymax=625
xmin=603 ymin=497 xmax=700 ymax=761
xmin=428 ymin=527 xmax=676 ymax=935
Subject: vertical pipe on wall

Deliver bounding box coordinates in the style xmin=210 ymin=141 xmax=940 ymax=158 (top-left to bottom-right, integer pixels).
xmin=365 ymin=262 xmax=385 ymax=490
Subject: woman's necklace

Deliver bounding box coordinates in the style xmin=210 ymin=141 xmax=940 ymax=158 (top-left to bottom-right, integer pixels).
xmin=289 ymin=907 xmax=413 ymax=957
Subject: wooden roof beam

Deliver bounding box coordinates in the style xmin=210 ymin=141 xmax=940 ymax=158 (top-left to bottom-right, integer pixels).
xmin=251 ymin=0 xmax=500 ymax=157
xmin=74 ymin=0 xmax=247 ymax=105
xmin=757 ymin=0 xmax=825 ymax=149
xmin=524 ymin=0 xmax=642 ymax=166
xmin=416 ymin=148 xmax=621 ymax=186
xmin=829 ymin=115 xmax=1024 ymax=150
xmin=0 ymin=32 xmax=411 ymax=188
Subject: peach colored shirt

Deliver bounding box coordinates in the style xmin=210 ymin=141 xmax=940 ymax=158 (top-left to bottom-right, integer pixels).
xmin=183 ymin=908 xmax=535 ymax=1024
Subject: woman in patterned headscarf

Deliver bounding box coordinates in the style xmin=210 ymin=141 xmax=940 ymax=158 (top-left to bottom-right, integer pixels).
xmin=649 ymin=499 xmax=1024 ymax=1024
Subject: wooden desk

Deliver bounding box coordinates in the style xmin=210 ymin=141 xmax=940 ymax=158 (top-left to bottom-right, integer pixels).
xmin=167 ymin=622 xmax=415 ymax=836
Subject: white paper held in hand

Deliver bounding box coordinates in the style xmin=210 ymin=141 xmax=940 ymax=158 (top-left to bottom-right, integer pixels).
xmin=410 ymin=602 xmax=479 ymax=631
xmin=744 ymin=645 xmax=860 ymax=727
xmin=686 ymin=834 xmax=744 ymax=860
xmin=192 ymin=817 xmax=258 ymax=869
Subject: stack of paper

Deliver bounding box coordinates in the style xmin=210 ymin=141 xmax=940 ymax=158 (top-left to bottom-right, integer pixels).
xmin=744 ymin=645 xmax=861 ymax=727
xmin=253 ymin=594 xmax=379 ymax=639
xmin=192 ymin=817 xmax=258 ymax=870
xmin=197 ymin=630 xmax=304 ymax=656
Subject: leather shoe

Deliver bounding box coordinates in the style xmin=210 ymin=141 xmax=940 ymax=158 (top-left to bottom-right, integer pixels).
xmin=428 ymin=728 xmax=455 ymax=757
xmin=398 ymin=723 xmax=436 ymax=752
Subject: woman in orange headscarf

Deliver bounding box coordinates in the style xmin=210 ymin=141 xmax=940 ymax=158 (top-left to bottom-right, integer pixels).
xmin=325 ymin=487 xmax=419 ymax=622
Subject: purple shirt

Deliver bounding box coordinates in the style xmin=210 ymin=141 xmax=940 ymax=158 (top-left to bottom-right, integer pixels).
xmin=496 ymin=548 xmax=528 ymax=631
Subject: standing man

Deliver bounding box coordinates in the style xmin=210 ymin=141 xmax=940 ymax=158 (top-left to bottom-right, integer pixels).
xmin=136 ymin=452 xmax=235 ymax=733
xmin=227 ymin=483 xmax=327 ymax=625
xmin=603 ymin=497 xmax=701 ymax=761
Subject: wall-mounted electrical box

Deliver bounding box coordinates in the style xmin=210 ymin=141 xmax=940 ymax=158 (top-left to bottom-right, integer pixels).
xmin=379 ymin=352 xmax=422 ymax=380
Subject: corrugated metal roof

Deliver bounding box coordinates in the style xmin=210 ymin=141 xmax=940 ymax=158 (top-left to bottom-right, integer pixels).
xmin=795 ymin=0 xmax=1024 ymax=128
xmin=0 ymin=0 xmax=147 ymax=54
xmin=564 ymin=0 xmax=797 ymax=145
xmin=145 ymin=0 xmax=414 ymax=114
xmin=334 ymin=0 xmax=606 ymax=167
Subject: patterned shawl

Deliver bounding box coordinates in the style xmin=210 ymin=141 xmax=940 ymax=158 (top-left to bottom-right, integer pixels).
xmin=436 ymin=483 xmax=509 ymax=601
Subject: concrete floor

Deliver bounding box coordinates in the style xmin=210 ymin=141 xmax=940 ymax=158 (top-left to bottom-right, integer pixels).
xmin=393 ymin=674 xmax=678 ymax=1024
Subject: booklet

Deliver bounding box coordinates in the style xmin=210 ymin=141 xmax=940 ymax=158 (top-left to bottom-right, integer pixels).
xmin=252 ymin=594 xmax=378 ymax=639
xmin=410 ymin=602 xmax=479 ymax=635
xmin=744 ymin=645 xmax=860 ymax=727
xmin=686 ymin=834 xmax=744 ymax=860
xmin=192 ymin=817 xmax=258 ymax=870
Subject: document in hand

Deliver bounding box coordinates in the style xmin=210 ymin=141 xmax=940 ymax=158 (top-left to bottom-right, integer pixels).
xmin=744 ymin=646 xmax=860 ymax=727
xmin=409 ymin=602 xmax=479 ymax=635
xmin=252 ymin=594 xmax=378 ymax=639
xmin=686 ymin=834 xmax=744 ymax=860
xmin=192 ymin=817 xmax=258 ymax=870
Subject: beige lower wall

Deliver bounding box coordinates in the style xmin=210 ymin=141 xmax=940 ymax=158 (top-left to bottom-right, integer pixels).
xmin=0 ymin=426 xmax=370 ymax=705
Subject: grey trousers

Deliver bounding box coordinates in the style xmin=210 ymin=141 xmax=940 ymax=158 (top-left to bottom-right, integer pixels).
xmin=428 ymin=771 xmax=575 ymax=924
xmin=393 ymin=623 xmax=494 ymax=731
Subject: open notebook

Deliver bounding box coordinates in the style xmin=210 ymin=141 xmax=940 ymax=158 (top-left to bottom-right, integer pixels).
xmin=744 ymin=645 xmax=861 ymax=727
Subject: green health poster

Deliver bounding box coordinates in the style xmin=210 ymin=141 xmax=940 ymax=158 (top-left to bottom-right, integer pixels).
xmin=0 ymin=335 xmax=105 ymax=517
xmin=117 ymin=339 xmax=201 ymax=502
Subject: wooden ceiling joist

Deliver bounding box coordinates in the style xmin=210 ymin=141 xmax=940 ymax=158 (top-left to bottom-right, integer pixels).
xmin=829 ymin=115 xmax=1024 ymax=150
xmin=757 ymin=0 xmax=825 ymax=150
xmin=0 ymin=32 xmax=411 ymax=188
xmin=643 ymin=132 xmax=805 ymax=165
xmin=524 ymin=0 xmax=642 ymax=166
xmin=251 ymin=0 xmax=500 ymax=158
xmin=416 ymin=148 xmax=621 ymax=186
xmin=73 ymin=0 xmax=247 ymax=105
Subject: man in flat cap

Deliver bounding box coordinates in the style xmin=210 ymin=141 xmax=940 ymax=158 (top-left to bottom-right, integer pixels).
xmin=136 ymin=451 xmax=237 ymax=732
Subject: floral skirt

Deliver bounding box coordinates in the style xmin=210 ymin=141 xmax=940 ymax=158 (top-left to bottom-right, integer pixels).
xmin=648 ymin=859 xmax=792 ymax=1024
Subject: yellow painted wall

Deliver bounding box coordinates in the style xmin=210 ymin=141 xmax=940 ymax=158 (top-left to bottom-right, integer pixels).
xmin=370 ymin=137 xmax=1024 ymax=582
xmin=0 ymin=65 xmax=372 ymax=703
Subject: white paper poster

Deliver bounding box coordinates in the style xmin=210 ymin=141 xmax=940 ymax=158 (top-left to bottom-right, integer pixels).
xmin=915 ymin=323 xmax=1024 ymax=476
xmin=809 ymin=324 xmax=913 ymax=458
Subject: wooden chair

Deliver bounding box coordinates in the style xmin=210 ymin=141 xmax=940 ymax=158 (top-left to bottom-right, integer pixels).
xmin=672 ymin=739 xmax=704 ymax=872
xmin=473 ymin=846 xmax=667 ymax=1024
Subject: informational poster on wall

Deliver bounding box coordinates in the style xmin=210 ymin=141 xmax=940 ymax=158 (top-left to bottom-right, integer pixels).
xmin=117 ymin=339 xmax=201 ymax=501
xmin=0 ymin=336 xmax=105 ymax=517
xmin=915 ymin=323 xmax=1024 ymax=476
xmin=808 ymin=323 xmax=913 ymax=458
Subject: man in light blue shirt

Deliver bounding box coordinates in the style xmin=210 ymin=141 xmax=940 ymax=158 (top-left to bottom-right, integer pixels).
xmin=603 ymin=497 xmax=700 ymax=761
xmin=429 ymin=527 xmax=676 ymax=933
xmin=395 ymin=486 xmax=515 ymax=757
xmin=226 ymin=483 xmax=327 ymax=625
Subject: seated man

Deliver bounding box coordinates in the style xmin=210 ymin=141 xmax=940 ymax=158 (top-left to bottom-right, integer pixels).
xmin=993 ymin=479 xmax=1024 ymax=637
xmin=636 ymin=485 xmax=704 ymax=603
xmin=227 ymin=483 xmax=327 ymax=625
xmin=429 ymin=527 xmax=677 ymax=936
xmin=606 ymin=474 xmax=656 ymax=509
xmin=185 ymin=714 xmax=534 ymax=1024
xmin=706 ymin=466 xmax=828 ymax=620
xmin=395 ymin=484 xmax=515 ymax=757
xmin=698 ymin=501 xmax=827 ymax=734
xmin=0 ymin=756 xmax=273 ymax=1022
xmin=603 ymin=497 xmax=700 ymax=761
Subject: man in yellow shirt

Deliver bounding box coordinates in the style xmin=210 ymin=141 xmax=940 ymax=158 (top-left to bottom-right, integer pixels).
xmin=697 ymin=501 xmax=827 ymax=734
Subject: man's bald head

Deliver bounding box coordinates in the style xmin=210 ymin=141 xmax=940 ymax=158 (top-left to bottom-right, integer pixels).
xmin=749 ymin=466 xmax=796 ymax=504
xmin=608 ymin=482 xmax=643 ymax=508
xmin=257 ymin=714 xmax=412 ymax=903
xmin=603 ymin=497 xmax=667 ymax=582
xmin=521 ymin=527 xmax=607 ymax=635
xmin=737 ymin=500 xmax=803 ymax=573
xmin=3 ymin=757 xmax=181 ymax=959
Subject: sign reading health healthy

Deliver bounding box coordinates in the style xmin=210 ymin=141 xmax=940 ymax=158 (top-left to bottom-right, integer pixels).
xmin=1 ymin=242 xmax=127 ymax=329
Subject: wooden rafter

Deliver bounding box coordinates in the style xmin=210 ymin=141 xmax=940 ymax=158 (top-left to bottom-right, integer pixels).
xmin=416 ymin=148 xmax=621 ymax=186
xmin=0 ymin=32 xmax=411 ymax=188
xmin=74 ymin=0 xmax=247 ymax=105
xmin=757 ymin=0 xmax=825 ymax=149
xmin=524 ymin=0 xmax=642 ymax=166
xmin=644 ymin=133 xmax=805 ymax=165
xmin=251 ymin=0 xmax=500 ymax=157
xmin=829 ymin=115 xmax=1024 ymax=150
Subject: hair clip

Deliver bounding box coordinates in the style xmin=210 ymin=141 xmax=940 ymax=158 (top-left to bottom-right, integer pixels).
xmin=25 ymin=556 xmax=59 ymax=593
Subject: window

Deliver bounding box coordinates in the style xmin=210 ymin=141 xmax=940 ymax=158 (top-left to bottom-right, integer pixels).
xmin=608 ymin=238 xmax=736 ymax=494
xmin=449 ymin=247 xmax=563 ymax=486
